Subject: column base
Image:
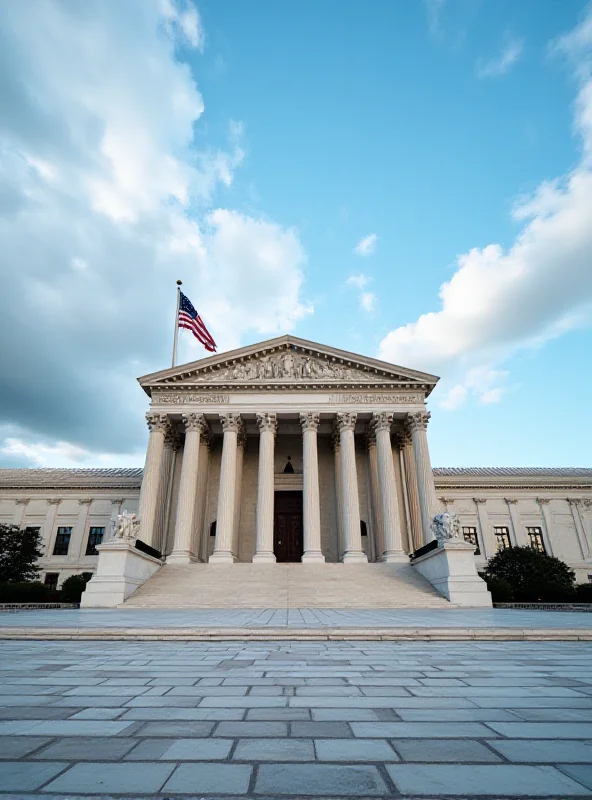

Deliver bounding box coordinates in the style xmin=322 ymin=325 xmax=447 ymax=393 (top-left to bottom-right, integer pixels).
xmin=166 ymin=551 xmax=198 ymax=565
xmin=342 ymin=551 xmax=369 ymax=564
xmin=301 ymin=551 xmax=325 ymax=563
xmin=209 ymin=551 xmax=236 ymax=564
xmin=381 ymin=551 xmax=409 ymax=564
xmin=252 ymin=551 xmax=277 ymax=564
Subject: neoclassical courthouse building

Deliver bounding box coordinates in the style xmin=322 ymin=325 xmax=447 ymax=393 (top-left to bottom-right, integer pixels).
xmin=1 ymin=336 xmax=591 ymax=604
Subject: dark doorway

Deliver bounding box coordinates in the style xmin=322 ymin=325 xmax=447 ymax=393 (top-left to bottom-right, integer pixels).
xmin=274 ymin=491 xmax=303 ymax=562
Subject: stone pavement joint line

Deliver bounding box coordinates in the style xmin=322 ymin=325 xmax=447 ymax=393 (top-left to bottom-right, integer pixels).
xmin=1 ymin=639 xmax=592 ymax=797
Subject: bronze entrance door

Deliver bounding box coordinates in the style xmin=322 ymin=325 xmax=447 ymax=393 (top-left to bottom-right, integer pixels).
xmin=273 ymin=491 xmax=303 ymax=562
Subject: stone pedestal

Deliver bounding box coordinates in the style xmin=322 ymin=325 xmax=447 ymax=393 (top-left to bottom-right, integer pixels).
xmin=412 ymin=539 xmax=492 ymax=607
xmin=80 ymin=541 xmax=162 ymax=608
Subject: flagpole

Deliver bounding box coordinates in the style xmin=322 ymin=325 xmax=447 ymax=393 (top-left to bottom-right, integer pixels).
xmin=171 ymin=279 xmax=182 ymax=367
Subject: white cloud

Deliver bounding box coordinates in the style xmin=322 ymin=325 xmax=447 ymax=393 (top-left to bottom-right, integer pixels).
xmin=379 ymin=9 xmax=592 ymax=410
xmin=0 ymin=0 xmax=312 ymax=467
xmin=438 ymin=384 xmax=468 ymax=411
xmin=0 ymin=437 xmax=144 ymax=469
xmin=425 ymin=0 xmax=446 ymax=39
xmin=359 ymin=292 xmax=377 ymax=313
xmin=476 ymin=36 xmax=524 ymax=78
xmin=346 ymin=274 xmax=370 ymax=289
xmin=354 ymin=233 xmax=377 ymax=257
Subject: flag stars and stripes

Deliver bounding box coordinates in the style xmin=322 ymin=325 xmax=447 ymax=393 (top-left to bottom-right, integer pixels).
xmin=178 ymin=291 xmax=217 ymax=352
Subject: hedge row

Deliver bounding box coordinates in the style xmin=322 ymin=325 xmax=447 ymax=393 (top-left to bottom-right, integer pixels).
xmin=0 ymin=574 xmax=92 ymax=604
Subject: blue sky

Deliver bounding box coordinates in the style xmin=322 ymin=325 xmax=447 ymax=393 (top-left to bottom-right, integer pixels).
xmin=0 ymin=0 xmax=591 ymax=468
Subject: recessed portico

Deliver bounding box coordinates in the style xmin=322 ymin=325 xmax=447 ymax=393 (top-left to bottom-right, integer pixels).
xmin=135 ymin=335 xmax=441 ymax=566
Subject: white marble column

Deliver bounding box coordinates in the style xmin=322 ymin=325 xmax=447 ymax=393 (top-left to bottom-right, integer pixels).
xmin=300 ymin=412 xmax=324 ymax=563
xmin=474 ymin=498 xmax=496 ymax=557
xmin=43 ymin=499 xmax=61 ymax=557
xmin=406 ymin=411 xmax=439 ymax=546
xmin=399 ymin=430 xmax=423 ymax=552
xmin=138 ymin=413 xmax=169 ymax=548
xmin=13 ymin=499 xmax=29 ymax=528
xmin=372 ymin=412 xmax=406 ymax=562
xmin=210 ymin=413 xmax=242 ymax=563
xmin=74 ymin=499 xmax=92 ymax=559
xmin=505 ymin=498 xmax=528 ymax=547
xmin=367 ymin=430 xmax=383 ymax=562
xmin=196 ymin=435 xmax=212 ymax=563
xmin=331 ymin=430 xmax=345 ymax=561
xmin=567 ymin=500 xmax=591 ymax=559
xmin=336 ymin=412 xmax=367 ymax=563
xmin=232 ymin=428 xmax=247 ymax=560
xmin=155 ymin=428 xmax=180 ymax=554
xmin=168 ymin=414 xmax=207 ymax=564
xmin=537 ymin=498 xmax=554 ymax=556
xmin=253 ymin=413 xmax=277 ymax=563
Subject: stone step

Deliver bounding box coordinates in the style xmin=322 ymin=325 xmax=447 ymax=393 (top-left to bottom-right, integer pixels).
xmin=122 ymin=563 xmax=451 ymax=609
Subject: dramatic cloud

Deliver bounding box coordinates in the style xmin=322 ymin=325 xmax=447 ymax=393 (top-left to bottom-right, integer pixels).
xmin=476 ymin=36 xmax=524 ymax=78
xmin=0 ymin=0 xmax=311 ymax=467
xmin=379 ymin=10 xmax=592 ymax=409
xmin=354 ymin=233 xmax=377 ymax=257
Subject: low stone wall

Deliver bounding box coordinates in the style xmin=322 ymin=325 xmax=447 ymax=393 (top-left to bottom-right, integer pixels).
xmin=0 ymin=603 xmax=79 ymax=611
xmin=494 ymin=603 xmax=592 ymax=612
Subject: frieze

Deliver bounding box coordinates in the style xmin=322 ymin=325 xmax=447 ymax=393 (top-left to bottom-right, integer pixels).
xmin=154 ymin=393 xmax=230 ymax=405
xmin=330 ymin=393 xmax=424 ymax=404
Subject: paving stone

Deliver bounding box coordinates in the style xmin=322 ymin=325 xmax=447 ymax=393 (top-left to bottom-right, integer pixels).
xmin=166 ymin=685 xmax=248 ymax=695
xmin=0 ymin=761 xmax=67 ymax=791
xmin=351 ymin=721 xmax=495 ymax=738
xmin=255 ymin=763 xmax=388 ymax=795
xmin=20 ymin=719 xmax=134 ymax=737
xmin=0 ymin=707 xmax=74 ymax=721
xmin=50 ymin=695 xmax=131 ymax=707
xmin=510 ymin=708 xmax=592 ymax=721
xmin=0 ymin=737 xmax=53 ymax=759
xmin=315 ymin=737 xmax=399 ymax=761
xmin=391 ymin=738 xmax=503 ymax=762
xmin=124 ymin=695 xmax=202 ymax=707
xmin=68 ymin=708 xmax=125 ymax=720
xmin=43 ymin=761 xmax=175 ymax=794
xmin=126 ymin=737 xmax=233 ymax=760
xmin=0 ymin=695 xmax=55 ymax=706
xmin=162 ymin=763 xmax=252 ymax=794
xmin=120 ymin=707 xmax=243 ymax=720
xmin=395 ymin=708 xmax=520 ymax=721
xmin=199 ymin=695 xmax=287 ymax=707
xmin=489 ymin=739 xmax=592 ymax=763
xmin=234 ymin=737 xmax=314 ymax=761
xmin=311 ymin=708 xmax=381 ymax=721
xmin=487 ymin=722 xmax=592 ymax=738
xmin=386 ymin=763 xmax=590 ymax=796
xmin=246 ymin=707 xmax=310 ymax=720
xmin=290 ymin=695 xmax=476 ymax=708
xmin=558 ymin=765 xmax=592 ymax=791
xmin=133 ymin=720 xmax=215 ymax=737
xmin=296 ymin=686 xmax=362 ymax=696
xmin=32 ymin=736 xmax=137 ymax=760
xmin=214 ymin=721 xmax=288 ymax=737
xmin=291 ymin=721 xmax=353 ymax=738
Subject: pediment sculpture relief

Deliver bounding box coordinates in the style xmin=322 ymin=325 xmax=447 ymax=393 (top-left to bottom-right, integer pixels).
xmin=176 ymin=352 xmax=406 ymax=384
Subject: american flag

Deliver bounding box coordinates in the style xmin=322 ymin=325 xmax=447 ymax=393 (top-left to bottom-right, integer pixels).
xmin=178 ymin=291 xmax=217 ymax=353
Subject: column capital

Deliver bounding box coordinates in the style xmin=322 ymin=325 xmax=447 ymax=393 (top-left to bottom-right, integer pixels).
xmin=406 ymin=410 xmax=431 ymax=432
xmin=330 ymin=428 xmax=341 ymax=452
xmin=256 ymin=412 xmax=277 ymax=434
xmin=537 ymin=497 xmax=551 ymax=505
xmin=336 ymin=411 xmax=357 ymax=432
xmin=164 ymin=427 xmax=182 ymax=450
xmin=392 ymin=431 xmax=407 ymax=450
xmin=505 ymin=498 xmax=519 ymax=504
xmin=146 ymin=412 xmax=169 ymax=433
xmin=237 ymin=427 xmax=248 ymax=450
xmin=78 ymin=499 xmax=92 ymax=506
xmin=473 ymin=497 xmax=487 ymax=504
xmin=47 ymin=498 xmax=61 ymax=506
xmin=439 ymin=497 xmax=456 ymax=505
xmin=110 ymin=499 xmax=124 ymax=506
xmin=366 ymin=428 xmax=377 ymax=448
xmin=220 ymin=412 xmax=242 ymax=433
xmin=182 ymin=412 xmax=208 ymax=434
xmin=371 ymin=411 xmax=394 ymax=432
xmin=300 ymin=412 xmax=320 ymax=432
xmin=15 ymin=498 xmax=30 ymax=506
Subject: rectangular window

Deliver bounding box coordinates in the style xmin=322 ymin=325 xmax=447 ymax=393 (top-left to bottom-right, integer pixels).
xmin=527 ymin=526 xmax=546 ymax=554
xmin=494 ymin=526 xmax=511 ymax=551
xmin=85 ymin=527 xmax=104 ymax=556
xmin=53 ymin=527 xmax=72 ymax=556
xmin=44 ymin=573 xmax=58 ymax=590
xmin=462 ymin=526 xmax=480 ymax=555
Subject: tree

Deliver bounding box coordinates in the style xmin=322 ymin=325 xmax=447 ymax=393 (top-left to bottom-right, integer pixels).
xmin=485 ymin=546 xmax=575 ymax=602
xmin=0 ymin=524 xmax=43 ymax=582
xmin=60 ymin=574 xmax=91 ymax=603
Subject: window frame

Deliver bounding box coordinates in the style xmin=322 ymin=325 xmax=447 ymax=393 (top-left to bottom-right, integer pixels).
xmin=493 ymin=525 xmax=512 ymax=551
xmin=52 ymin=526 xmax=72 ymax=556
xmin=44 ymin=573 xmax=59 ymax=590
xmin=526 ymin=526 xmax=546 ymax=554
xmin=85 ymin=526 xmax=105 ymax=556
xmin=461 ymin=525 xmax=480 ymax=555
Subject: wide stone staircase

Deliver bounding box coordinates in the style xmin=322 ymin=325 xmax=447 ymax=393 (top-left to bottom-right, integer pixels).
xmin=121 ymin=562 xmax=451 ymax=609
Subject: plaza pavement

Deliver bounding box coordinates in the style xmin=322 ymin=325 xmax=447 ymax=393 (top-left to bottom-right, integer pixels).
xmin=1 ymin=636 xmax=592 ymax=797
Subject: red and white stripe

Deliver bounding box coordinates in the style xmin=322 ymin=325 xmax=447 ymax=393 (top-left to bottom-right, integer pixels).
xmin=178 ymin=311 xmax=217 ymax=352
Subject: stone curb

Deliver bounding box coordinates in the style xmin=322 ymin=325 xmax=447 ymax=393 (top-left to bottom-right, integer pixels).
xmin=1 ymin=626 xmax=591 ymax=641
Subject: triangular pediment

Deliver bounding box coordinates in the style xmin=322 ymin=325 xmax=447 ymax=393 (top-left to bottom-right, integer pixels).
xmin=138 ymin=335 xmax=439 ymax=396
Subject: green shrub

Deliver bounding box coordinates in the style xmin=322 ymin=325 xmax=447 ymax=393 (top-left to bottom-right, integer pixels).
xmin=485 ymin=546 xmax=575 ymax=602
xmin=486 ymin=577 xmax=514 ymax=603
xmin=60 ymin=574 xmax=91 ymax=603
xmin=575 ymin=583 xmax=592 ymax=602
xmin=0 ymin=524 xmax=43 ymax=582
xmin=0 ymin=581 xmax=52 ymax=603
